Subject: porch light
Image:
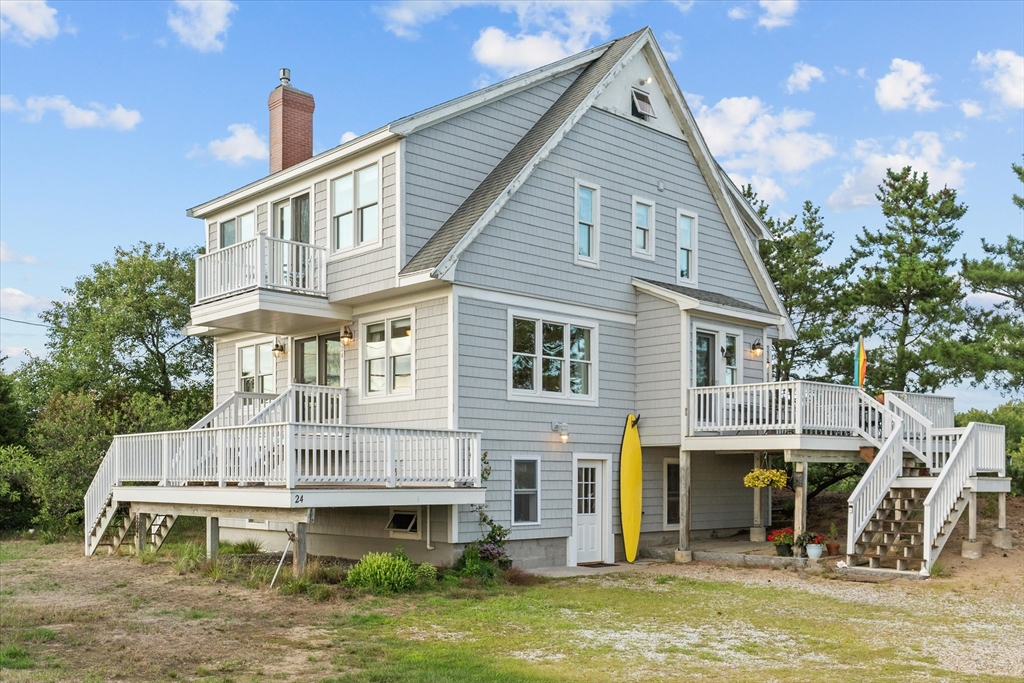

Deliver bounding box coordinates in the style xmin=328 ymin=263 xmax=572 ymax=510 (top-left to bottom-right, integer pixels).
xmin=272 ymin=339 xmax=287 ymax=358
xmin=751 ymin=339 xmax=764 ymax=357
xmin=552 ymin=422 xmax=569 ymax=443
xmin=340 ymin=326 xmax=354 ymax=346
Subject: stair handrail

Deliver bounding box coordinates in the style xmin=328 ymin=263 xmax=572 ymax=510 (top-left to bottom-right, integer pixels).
xmin=190 ymin=391 xmax=278 ymax=430
xmin=883 ymin=391 xmax=933 ymax=467
xmin=84 ymin=439 xmax=120 ymax=556
xmin=847 ymin=390 xmax=904 ymax=558
xmin=246 ymin=386 xmax=295 ymax=425
xmin=921 ymin=422 xmax=1006 ymax=575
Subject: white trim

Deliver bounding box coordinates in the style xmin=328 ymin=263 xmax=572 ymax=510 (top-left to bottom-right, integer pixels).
xmin=270 ymin=185 xmax=315 ymax=242
xmin=506 ymin=308 xmax=599 ymax=406
xmin=631 ymin=278 xmax=787 ymax=328
xmin=680 ymin=309 xmax=690 ymax=442
xmin=511 ymin=456 xmax=542 ymax=527
xmin=663 ymin=457 xmax=680 ymax=531
xmin=236 ymin=336 xmax=278 ymax=394
xmin=395 ymin=138 xmax=407 ymax=284
xmin=448 ymin=292 xmax=458 ymax=430
xmin=573 ymin=178 xmax=601 ymax=268
xmin=630 ymin=195 xmax=656 ymax=261
xmin=693 ymin=327 xmax=718 ymax=389
xmin=452 ymin=284 xmax=635 ymax=326
xmin=358 ymin=307 xmax=416 ymax=403
xmin=568 ymin=452 xmax=614 ymax=566
xmin=350 ymin=283 xmax=452 ymax=317
xmin=113 ymin=485 xmax=486 ymax=510
xmin=676 ymin=208 xmax=698 ymax=286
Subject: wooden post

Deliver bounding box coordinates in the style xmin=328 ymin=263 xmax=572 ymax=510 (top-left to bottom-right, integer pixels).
xmin=135 ymin=512 xmax=149 ymax=556
xmin=292 ymin=522 xmax=307 ymax=576
xmin=998 ymin=492 xmax=1007 ymax=529
xmin=793 ymin=460 xmax=807 ymax=539
xmin=206 ymin=517 xmax=219 ymax=560
xmin=752 ymin=454 xmax=762 ymax=527
xmin=968 ymin=490 xmax=977 ymax=542
xmin=678 ymin=450 xmax=691 ymax=553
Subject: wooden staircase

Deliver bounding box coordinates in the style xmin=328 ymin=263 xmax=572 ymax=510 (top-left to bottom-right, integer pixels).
xmin=87 ymin=498 xmax=177 ymax=556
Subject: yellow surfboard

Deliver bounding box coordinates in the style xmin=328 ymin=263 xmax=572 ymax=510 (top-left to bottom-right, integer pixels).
xmin=619 ymin=414 xmax=642 ymax=563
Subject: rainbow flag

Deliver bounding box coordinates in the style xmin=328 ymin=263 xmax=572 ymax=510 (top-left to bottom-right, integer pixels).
xmin=853 ymin=336 xmax=868 ymax=388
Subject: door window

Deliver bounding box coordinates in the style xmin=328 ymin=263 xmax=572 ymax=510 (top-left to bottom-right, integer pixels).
xmin=695 ymin=332 xmax=715 ymax=387
xmin=294 ymin=333 xmax=343 ymax=386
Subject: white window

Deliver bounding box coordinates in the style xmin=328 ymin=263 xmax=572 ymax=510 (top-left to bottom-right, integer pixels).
xmin=511 ymin=316 xmax=594 ymax=401
xmin=631 ymin=88 xmax=657 ymax=120
xmin=274 ymin=193 xmax=311 ymax=243
xmin=574 ymin=180 xmax=600 ymax=267
xmin=332 ymin=163 xmax=379 ymax=252
xmin=239 ymin=342 xmax=274 ymax=393
xmin=386 ymin=508 xmax=421 ymax=540
xmin=219 ymin=211 xmax=255 ymax=248
xmin=513 ymin=459 xmax=540 ymax=525
xmin=664 ymin=459 xmax=680 ymax=529
xmin=363 ymin=316 xmax=412 ymax=397
xmin=724 ymin=334 xmax=739 ymax=386
xmin=632 ymin=197 xmax=655 ymax=260
xmin=677 ymin=209 xmax=698 ymax=285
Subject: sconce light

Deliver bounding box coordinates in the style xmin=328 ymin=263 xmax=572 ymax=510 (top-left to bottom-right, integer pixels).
xmin=551 ymin=421 xmax=569 ymax=444
xmin=638 ymin=76 xmax=652 ymax=86
xmin=340 ymin=326 xmax=354 ymax=347
xmin=751 ymin=338 xmax=764 ymax=358
xmin=272 ymin=338 xmax=287 ymax=358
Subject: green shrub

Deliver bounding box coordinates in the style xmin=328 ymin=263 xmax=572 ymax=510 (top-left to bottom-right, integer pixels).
xmin=346 ymin=551 xmax=416 ymax=594
xmin=453 ymin=545 xmax=498 ymax=581
xmin=223 ymin=538 xmax=263 ymax=555
xmin=171 ymin=542 xmax=203 ymax=574
xmin=415 ymin=562 xmax=437 ymax=585
xmin=0 ymin=644 xmax=33 ymax=669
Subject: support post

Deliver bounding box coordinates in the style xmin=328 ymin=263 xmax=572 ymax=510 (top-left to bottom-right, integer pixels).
xmin=135 ymin=512 xmax=149 ymax=556
xmin=206 ymin=517 xmax=219 ymax=560
xmin=292 ymin=521 xmax=307 ymax=576
xmin=676 ymin=449 xmax=692 ymax=563
xmin=751 ymin=453 xmax=766 ymax=542
xmin=962 ymin=491 xmax=983 ymax=559
xmin=793 ymin=460 xmax=807 ymax=539
xmin=993 ymin=492 xmax=1013 ymax=549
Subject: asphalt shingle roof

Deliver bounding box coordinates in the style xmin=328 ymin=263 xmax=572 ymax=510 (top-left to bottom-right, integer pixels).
xmin=636 ymin=278 xmax=772 ymax=314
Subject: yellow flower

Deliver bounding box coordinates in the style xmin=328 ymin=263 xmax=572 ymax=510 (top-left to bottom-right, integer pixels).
xmin=743 ymin=468 xmax=788 ymax=489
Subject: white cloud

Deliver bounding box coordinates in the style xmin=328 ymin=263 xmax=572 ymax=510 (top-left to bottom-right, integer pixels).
xmin=758 ymin=0 xmax=798 ymax=29
xmin=199 ymin=124 xmax=268 ymax=164
xmin=0 ymin=241 xmax=37 ymax=264
xmin=671 ymin=1 xmax=695 ymax=12
xmin=691 ymin=94 xmax=834 ymax=176
xmin=960 ymin=100 xmax=983 ymax=118
xmin=974 ymin=49 xmax=1024 ymax=110
xmin=340 ymin=131 xmax=357 ymax=143
xmin=0 ymin=287 xmax=48 ymax=314
xmin=660 ymin=30 xmax=682 ymax=62
xmin=875 ymin=58 xmax=942 ymax=112
xmin=856 ymin=67 xmax=867 ymax=79
xmin=377 ymin=0 xmax=472 ymax=39
xmin=1 ymin=95 xmax=142 ymax=130
xmin=785 ymin=62 xmax=824 ymax=94
xmin=168 ymin=0 xmax=236 ymax=53
xmin=727 ymin=6 xmax=749 ymax=20
xmin=729 ymin=173 xmax=787 ymax=203
xmin=827 ymin=132 xmax=973 ymax=210
xmin=0 ymin=0 xmax=59 ymax=45
xmin=472 ymin=27 xmax=576 ymax=77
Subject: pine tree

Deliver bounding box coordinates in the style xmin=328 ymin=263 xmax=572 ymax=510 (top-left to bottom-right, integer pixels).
xmin=853 ymin=167 xmax=967 ymax=392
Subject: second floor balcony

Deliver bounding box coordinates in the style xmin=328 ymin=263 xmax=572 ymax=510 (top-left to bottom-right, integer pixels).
xmin=192 ymin=235 xmax=346 ymax=335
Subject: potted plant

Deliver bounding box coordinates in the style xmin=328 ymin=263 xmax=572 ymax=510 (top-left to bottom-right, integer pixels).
xmin=825 ymin=522 xmax=841 ymax=557
xmin=798 ymin=532 xmax=826 ymax=559
xmin=767 ymin=527 xmax=794 ymax=557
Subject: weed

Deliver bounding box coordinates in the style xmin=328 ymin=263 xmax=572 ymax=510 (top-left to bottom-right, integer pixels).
xmin=245 ymin=564 xmax=275 ymax=589
xmin=0 ymin=644 xmax=33 ymax=669
xmin=18 ymin=628 xmax=57 ymax=643
xmin=171 ymin=542 xmax=203 ymax=574
xmin=279 ymin=577 xmax=311 ymax=596
xmin=502 ymin=566 xmax=542 ymax=587
xmin=137 ymin=547 xmax=159 ymax=565
xmin=307 ymin=583 xmax=334 ymax=603
xmin=183 ymin=608 xmax=215 ymax=620
xmin=226 ymin=538 xmax=264 ymax=554
xmin=929 ymin=561 xmax=950 ymax=578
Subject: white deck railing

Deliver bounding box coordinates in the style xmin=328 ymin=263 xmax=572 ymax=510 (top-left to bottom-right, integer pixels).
xmin=887 ymin=391 xmax=955 ymax=429
xmin=882 ymin=392 xmax=931 ymax=462
xmin=190 ymin=391 xmax=278 ymax=430
xmin=847 ymin=418 xmax=904 ymax=556
xmin=921 ymin=422 xmax=1005 ymax=574
xmin=195 ymin=234 xmax=327 ymax=304
xmin=249 ymin=384 xmax=347 ymax=426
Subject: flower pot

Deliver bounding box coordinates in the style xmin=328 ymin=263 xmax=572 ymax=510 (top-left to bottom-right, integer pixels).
xmin=825 ymin=542 xmax=840 ymax=557
xmin=806 ymin=543 xmax=824 ymax=559
xmin=774 ymin=543 xmax=793 ymax=557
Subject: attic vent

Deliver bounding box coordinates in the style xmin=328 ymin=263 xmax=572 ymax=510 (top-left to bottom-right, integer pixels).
xmin=631 ymin=88 xmax=656 ymax=120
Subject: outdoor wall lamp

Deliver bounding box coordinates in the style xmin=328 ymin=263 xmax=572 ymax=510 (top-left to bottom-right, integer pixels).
xmin=551 ymin=422 xmax=569 ymax=444
xmin=340 ymin=326 xmax=354 ymax=346
xmin=751 ymin=339 xmax=764 ymax=357
xmin=272 ymin=338 xmax=287 ymax=358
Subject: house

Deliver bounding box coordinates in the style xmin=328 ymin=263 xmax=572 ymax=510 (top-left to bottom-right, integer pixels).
xmin=84 ymin=28 xmax=1010 ymax=575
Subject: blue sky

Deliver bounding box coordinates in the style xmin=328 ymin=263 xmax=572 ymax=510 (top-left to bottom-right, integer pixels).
xmin=1 ymin=0 xmax=1022 ymax=407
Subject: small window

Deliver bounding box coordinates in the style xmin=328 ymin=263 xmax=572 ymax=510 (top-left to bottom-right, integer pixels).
xmin=665 ymin=461 xmax=680 ymax=528
xmin=511 ymin=317 xmax=594 ymax=400
xmin=678 ymin=210 xmax=698 ymax=285
xmin=724 ymin=335 xmax=738 ymax=386
xmin=332 ymin=163 xmax=379 ymax=252
xmin=364 ymin=316 xmax=413 ymax=397
xmin=219 ymin=211 xmax=255 ymax=248
xmin=239 ymin=342 xmax=275 ymax=393
xmin=387 ymin=509 xmax=420 ymax=540
xmin=513 ymin=460 xmax=539 ymax=524
xmin=632 ymin=198 xmax=655 ymax=259
xmin=574 ymin=180 xmax=599 ymax=267
xmin=631 ymin=88 xmax=656 ymax=119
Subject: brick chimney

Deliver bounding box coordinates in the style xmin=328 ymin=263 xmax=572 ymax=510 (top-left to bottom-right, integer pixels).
xmin=268 ymin=68 xmax=314 ymax=174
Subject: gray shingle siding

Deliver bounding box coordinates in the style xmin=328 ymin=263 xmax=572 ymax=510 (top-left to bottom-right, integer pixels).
xmin=636 ymin=293 xmax=681 ymax=446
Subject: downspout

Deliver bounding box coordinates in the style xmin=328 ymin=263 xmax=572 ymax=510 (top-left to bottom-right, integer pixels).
xmin=425 ymin=506 xmax=434 ymax=551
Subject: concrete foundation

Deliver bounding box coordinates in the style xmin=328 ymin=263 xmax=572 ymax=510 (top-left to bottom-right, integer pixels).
xmin=674 ymin=549 xmax=693 ymax=563
xmin=961 ymin=540 xmax=983 ymax=560
xmin=991 ymin=529 xmax=1013 ymax=550
xmin=749 ymin=526 xmax=766 ymax=543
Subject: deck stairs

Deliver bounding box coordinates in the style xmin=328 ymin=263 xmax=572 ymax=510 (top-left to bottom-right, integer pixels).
xmin=87 ymin=502 xmax=178 ymax=556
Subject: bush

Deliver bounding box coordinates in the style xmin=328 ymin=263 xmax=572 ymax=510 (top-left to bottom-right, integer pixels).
xmin=171 ymin=542 xmax=203 ymax=574
xmin=415 ymin=562 xmax=437 ymax=585
xmin=346 ymin=551 xmax=416 ymax=594
xmin=222 ymin=538 xmax=263 ymax=555
xmin=453 ymin=544 xmax=498 ymax=581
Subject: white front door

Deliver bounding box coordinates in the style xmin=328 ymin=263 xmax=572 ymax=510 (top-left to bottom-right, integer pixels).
xmin=576 ymin=460 xmax=603 ymax=564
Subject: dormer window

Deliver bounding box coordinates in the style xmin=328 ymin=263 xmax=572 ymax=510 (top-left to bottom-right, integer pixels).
xmin=631 ymin=88 xmax=656 ymax=120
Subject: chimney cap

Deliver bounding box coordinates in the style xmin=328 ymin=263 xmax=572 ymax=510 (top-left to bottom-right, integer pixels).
xmin=279 ymin=68 xmax=291 ymax=86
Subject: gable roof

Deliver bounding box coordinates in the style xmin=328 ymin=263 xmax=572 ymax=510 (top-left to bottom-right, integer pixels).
xmin=401 ymin=28 xmax=647 ymax=275
xmin=635 ymin=278 xmax=771 ymax=314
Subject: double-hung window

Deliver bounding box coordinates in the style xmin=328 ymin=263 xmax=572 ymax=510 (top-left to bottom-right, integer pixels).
xmin=574 ymin=180 xmax=599 ymax=266
xmin=632 ymin=197 xmax=655 ymax=259
xmin=677 ymin=209 xmax=698 ymax=285
xmin=332 ymin=164 xmax=379 ymax=252
xmin=239 ymin=342 xmax=274 ymax=393
xmin=511 ymin=316 xmax=594 ymax=401
xmin=513 ymin=459 xmax=539 ymax=524
xmin=219 ymin=212 xmax=255 ymax=248
xmin=364 ymin=316 xmax=412 ymax=397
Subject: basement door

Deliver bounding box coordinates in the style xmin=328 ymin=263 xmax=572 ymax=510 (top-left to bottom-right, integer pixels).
xmin=576 ymin=460 xmax=603 ymax=564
